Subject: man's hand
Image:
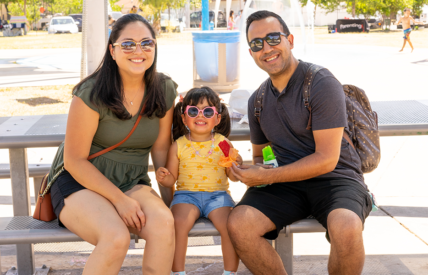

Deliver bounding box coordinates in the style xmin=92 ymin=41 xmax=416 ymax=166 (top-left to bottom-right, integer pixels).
xmin=230 ymin=163 xmax=273 ymax=187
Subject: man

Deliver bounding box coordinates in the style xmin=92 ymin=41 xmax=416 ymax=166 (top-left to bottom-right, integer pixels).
xmin=228 ymin=10 xmax=372 ymax=275
xmin=396 ymin=8 xmax=418 ymax=52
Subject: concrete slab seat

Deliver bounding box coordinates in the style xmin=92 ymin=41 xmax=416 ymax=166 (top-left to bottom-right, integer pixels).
xmin=0 ymin=216 xmax=325 ymax=275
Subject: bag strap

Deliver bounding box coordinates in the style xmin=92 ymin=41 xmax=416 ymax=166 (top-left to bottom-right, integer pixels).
xmin=254 ymin=78 xmax=269 ymax=124
xmin=303 ymin=64 xmax=324 ymax=130
xmin=302 ymin=64 xmax=356 ymax=150
xmin=40 ymin=102 xmax=147 ymax=197
xmin=88 ymin=103 xmax=146 ymax=160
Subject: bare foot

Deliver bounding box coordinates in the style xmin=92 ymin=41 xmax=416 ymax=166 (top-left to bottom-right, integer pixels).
xmin=411 ymin=48 xmax=414 ymax=53
xmin=399 ymin=49 xmax=403 ymax=52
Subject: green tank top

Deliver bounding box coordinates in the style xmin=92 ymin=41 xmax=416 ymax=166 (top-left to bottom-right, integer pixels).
xmin=48 ymin=76 xmax=178 ymax=192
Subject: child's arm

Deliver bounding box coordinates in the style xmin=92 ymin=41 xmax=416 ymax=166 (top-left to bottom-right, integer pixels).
xmin=156 ymin=142 xmax=179 ymax=187
xmin=223 ymin=138 xmax=242 ymax=182
xmin=410 ymin=16 xmax=418 ymax=25
xmin=395 ymin=17 xmax=402 ymax=25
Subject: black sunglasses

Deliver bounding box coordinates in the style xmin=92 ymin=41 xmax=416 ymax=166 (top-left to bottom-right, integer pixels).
xmin=248 ymin=32 xmax=289 ymax=52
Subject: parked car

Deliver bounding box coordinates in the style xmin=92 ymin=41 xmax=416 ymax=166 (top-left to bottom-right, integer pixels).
xmin=69 ymin=14 xmax=82 ymax=32
xmin=160 ymin=13 xmax=180 ymax=32
xmin=48 ymin=16 xmax=78 ymax=34
xmin=368 ymin=18 xmax=383 ymax=29
xmin=190 ymin=11 xmax=227 ymax=28
xmin=0 ymin=20 xmax=6 ymax=31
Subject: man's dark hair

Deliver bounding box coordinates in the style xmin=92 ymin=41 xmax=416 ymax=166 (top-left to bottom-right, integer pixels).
xmin=246 ymin=10 xmax=290 ymax=43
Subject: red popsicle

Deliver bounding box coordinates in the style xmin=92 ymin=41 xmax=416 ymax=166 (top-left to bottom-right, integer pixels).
xmin=218 ymin=140 xmax=231 ymax=157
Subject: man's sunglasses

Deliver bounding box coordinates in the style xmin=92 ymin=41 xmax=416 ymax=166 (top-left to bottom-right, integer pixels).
xmin=185 ymin=106 xmax=218 ymax=119
xmin=248 ymin=32 xmax=289 ymax=52
xmin=113 ymin=38 xmax=156 ymax=54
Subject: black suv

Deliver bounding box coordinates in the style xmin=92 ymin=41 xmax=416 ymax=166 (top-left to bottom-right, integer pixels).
xmin=69 ymin=14 xmax=82 ymax=32
xmin=190 ymin=11 xmax=227 ymax=28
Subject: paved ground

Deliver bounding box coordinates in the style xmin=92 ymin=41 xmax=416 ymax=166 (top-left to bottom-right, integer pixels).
xmin=0 ymin=41 xmax=427 ymax=274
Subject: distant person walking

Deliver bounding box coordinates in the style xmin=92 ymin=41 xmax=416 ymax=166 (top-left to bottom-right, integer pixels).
xmin=396 ymin=8 xmax=418 ymax=52
xmin=129 ymin=5 xmax=138 ymax=14
xmin=228 ymin=10 xmax=235 ymax=30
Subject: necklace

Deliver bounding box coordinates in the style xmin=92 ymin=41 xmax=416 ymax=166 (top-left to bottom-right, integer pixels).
xmin=125 ymin=91 xmax=138 ymax=106
xmin=188 ymin=133 xmax=215 ymax=158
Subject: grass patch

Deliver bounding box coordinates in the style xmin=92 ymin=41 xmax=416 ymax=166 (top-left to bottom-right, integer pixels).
xmin=0 ymin=85 xmax=73 ymax=116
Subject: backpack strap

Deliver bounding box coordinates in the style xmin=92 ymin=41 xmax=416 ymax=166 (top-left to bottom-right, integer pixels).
xmin=303 ymin=64 xmax=324 ymax=130
xmin=303 ymin=64 xmax=356 ymax=150
xmin=253 ymin=78 xmax=269 ymax=124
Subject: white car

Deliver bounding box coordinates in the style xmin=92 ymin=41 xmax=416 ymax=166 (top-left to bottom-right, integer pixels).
xmin=109 ymin=11 xmax=123 ymax=21
xmin=48 ymin=16 xmax=78 ymax=34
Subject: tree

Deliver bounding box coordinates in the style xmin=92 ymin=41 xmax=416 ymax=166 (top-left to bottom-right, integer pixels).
xmin=109 ymin=0 xmax=123 ymax=12
xmin=300 ymin=0 xmax=341 ymax=22
xmin=412 ymin=0 xmax=428 ymax=17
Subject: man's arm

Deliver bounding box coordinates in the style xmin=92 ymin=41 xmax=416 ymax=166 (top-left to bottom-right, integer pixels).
xmin=231 ymin=127 xmax=344 ymax=186
xmin=252 ymin=143 xmax=270 ymax=165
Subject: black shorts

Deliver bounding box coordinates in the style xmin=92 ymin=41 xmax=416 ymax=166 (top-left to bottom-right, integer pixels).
xmin=236 ymin=177 xmax=372 ymax=240
xmin=51 ymin=169 xmax=151 ymax=228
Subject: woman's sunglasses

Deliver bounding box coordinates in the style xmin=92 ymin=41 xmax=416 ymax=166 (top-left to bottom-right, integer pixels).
xmin=185 ymin=106 xmax=218 ymax=119
xmin=113 ymin=38 xmax=156 ymax=54
xmin=248 ymin=32 xmax=289 ymax=52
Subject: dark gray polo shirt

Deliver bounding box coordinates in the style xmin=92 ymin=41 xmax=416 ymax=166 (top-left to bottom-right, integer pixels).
xmin=248 ymin=61 xmax=365 ymax=187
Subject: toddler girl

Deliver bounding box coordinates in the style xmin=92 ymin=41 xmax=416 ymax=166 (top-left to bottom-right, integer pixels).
xmin=156 ymin=87 xmax=242 ymax=275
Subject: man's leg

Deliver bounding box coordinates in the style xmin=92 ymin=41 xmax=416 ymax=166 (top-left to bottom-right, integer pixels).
xmin=327 ymin=209 xmax=365 ymax=275
xmin=227 ymin=205 xmax=287 ymax=275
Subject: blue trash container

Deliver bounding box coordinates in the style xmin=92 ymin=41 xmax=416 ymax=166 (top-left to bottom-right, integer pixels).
xmin=192 ymin=31 xmax=240 ymax=92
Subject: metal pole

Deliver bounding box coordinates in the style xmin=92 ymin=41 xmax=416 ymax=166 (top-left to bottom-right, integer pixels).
xmin=86 ymin=0 xmax=109 ymax=75
xmin=185 ymin=0 xmax=190 ymax=28
xmin=201 ymin=0 xmax=209 ymax=30
xmin=9 ymin=148 xmax=35 ymax=275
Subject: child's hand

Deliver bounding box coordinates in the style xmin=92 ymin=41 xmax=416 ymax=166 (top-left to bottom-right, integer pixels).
xmin=156 ymin=167 xmax=170 ymax=183
xmin=236 ymin=154 xmax=243 ymax=166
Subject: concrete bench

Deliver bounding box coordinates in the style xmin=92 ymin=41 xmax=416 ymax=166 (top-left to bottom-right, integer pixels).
xmin=0 ymin=216 xmax=324 ymax=275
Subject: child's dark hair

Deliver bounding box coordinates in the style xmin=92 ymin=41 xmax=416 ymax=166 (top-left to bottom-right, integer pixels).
xmin=173 ymin=87 xmax=230 ymax=141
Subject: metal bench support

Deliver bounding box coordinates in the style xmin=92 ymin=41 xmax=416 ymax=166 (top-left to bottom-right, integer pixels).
xmin=276 ymin=227 xmax=293 ymax=275
xmin=9 ymin=148 xmax=35 ymax=275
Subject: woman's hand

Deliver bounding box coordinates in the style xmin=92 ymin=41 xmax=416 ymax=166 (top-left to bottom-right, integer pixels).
xmin=156 ymin=167 xmax=171 ymax=184
xmin=112 ymin=195 xmax=146 ymax=231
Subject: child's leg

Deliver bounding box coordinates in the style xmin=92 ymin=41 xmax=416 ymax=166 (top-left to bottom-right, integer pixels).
xmin=208 ymin=207 xmax=240 ymax=272
xmin=407 ymin=37 xmax=414 ymax=52
xmin=171 ymin=203 xmax=201 ymax=272
xmin=400 ymin=39 xmax=407 ymax=51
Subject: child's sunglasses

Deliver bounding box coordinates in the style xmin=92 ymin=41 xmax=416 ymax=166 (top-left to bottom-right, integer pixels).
xmin=248 ymin=32 xmax=289 ymax=52
xmin=113 ymin=38 xmax=157 ymax=54
xmin=185 ymin=106 xmax=218 ymax=119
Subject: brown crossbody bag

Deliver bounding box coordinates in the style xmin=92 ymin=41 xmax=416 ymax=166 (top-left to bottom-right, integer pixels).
xmin=33 ymin=104 xmax=147 ymax=222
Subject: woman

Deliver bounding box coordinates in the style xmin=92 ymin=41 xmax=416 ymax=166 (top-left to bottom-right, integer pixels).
xmin=48 ymin=14 xmax=176 ymax=274
xmin=228 ymin=10 xmax=235 ymax=30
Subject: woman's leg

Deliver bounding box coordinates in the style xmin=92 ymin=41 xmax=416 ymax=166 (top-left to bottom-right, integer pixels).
xmin=125 ymin=185 xmax=176 ymax=275
xmin=59 ymin=189 xmax=131 ymax=275
xmin=208 ymin=207 xmax=239 ymax=272
xmin=170 ymin=203 xmax=200 ymax=272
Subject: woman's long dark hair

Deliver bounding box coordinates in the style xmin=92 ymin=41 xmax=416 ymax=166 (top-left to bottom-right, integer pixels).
xmin=173 ymin=87 xmax=230 ymax=141
xmin=73 ymin=14 xmax=168 ymax=120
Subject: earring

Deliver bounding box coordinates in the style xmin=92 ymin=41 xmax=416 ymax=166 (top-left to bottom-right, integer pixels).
xmin=211 ymin=128 xmax=214 ymax=133
xmin=186 ymin=125 xmax=190 ymax=132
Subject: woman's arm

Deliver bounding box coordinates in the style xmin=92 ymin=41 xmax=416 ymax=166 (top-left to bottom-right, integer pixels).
xmin=151 ymin=105 xmax=175 ymax=206
xmin=64 ymin=97 xmax=145 ymax=231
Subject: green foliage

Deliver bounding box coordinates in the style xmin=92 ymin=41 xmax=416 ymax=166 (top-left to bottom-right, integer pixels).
xmin=300 ymin=0 xmax=341 ymax=13
xmin=109 ymin=0 xmax=123 ymax=12
xmin=43 ymin=0 xmax=83 ymax=15
xmin=412 ymin=0 xmax=428 ymax=17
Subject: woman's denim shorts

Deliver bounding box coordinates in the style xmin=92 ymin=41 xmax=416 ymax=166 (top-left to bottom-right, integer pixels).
xmin=170 ymin=191 xmax=235 ymax=218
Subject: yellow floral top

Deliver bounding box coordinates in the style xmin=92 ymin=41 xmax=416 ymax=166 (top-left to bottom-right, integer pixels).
xmin=176 ymin=133 xmax=229 ymax=193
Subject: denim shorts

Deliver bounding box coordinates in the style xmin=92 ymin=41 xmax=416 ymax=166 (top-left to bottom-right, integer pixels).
xmin=170 ymin=191 xmax=236 ymax=218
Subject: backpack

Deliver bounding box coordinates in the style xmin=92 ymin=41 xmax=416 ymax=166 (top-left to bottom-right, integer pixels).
xmin=254 ymin=64 xmax=380 ymax=173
